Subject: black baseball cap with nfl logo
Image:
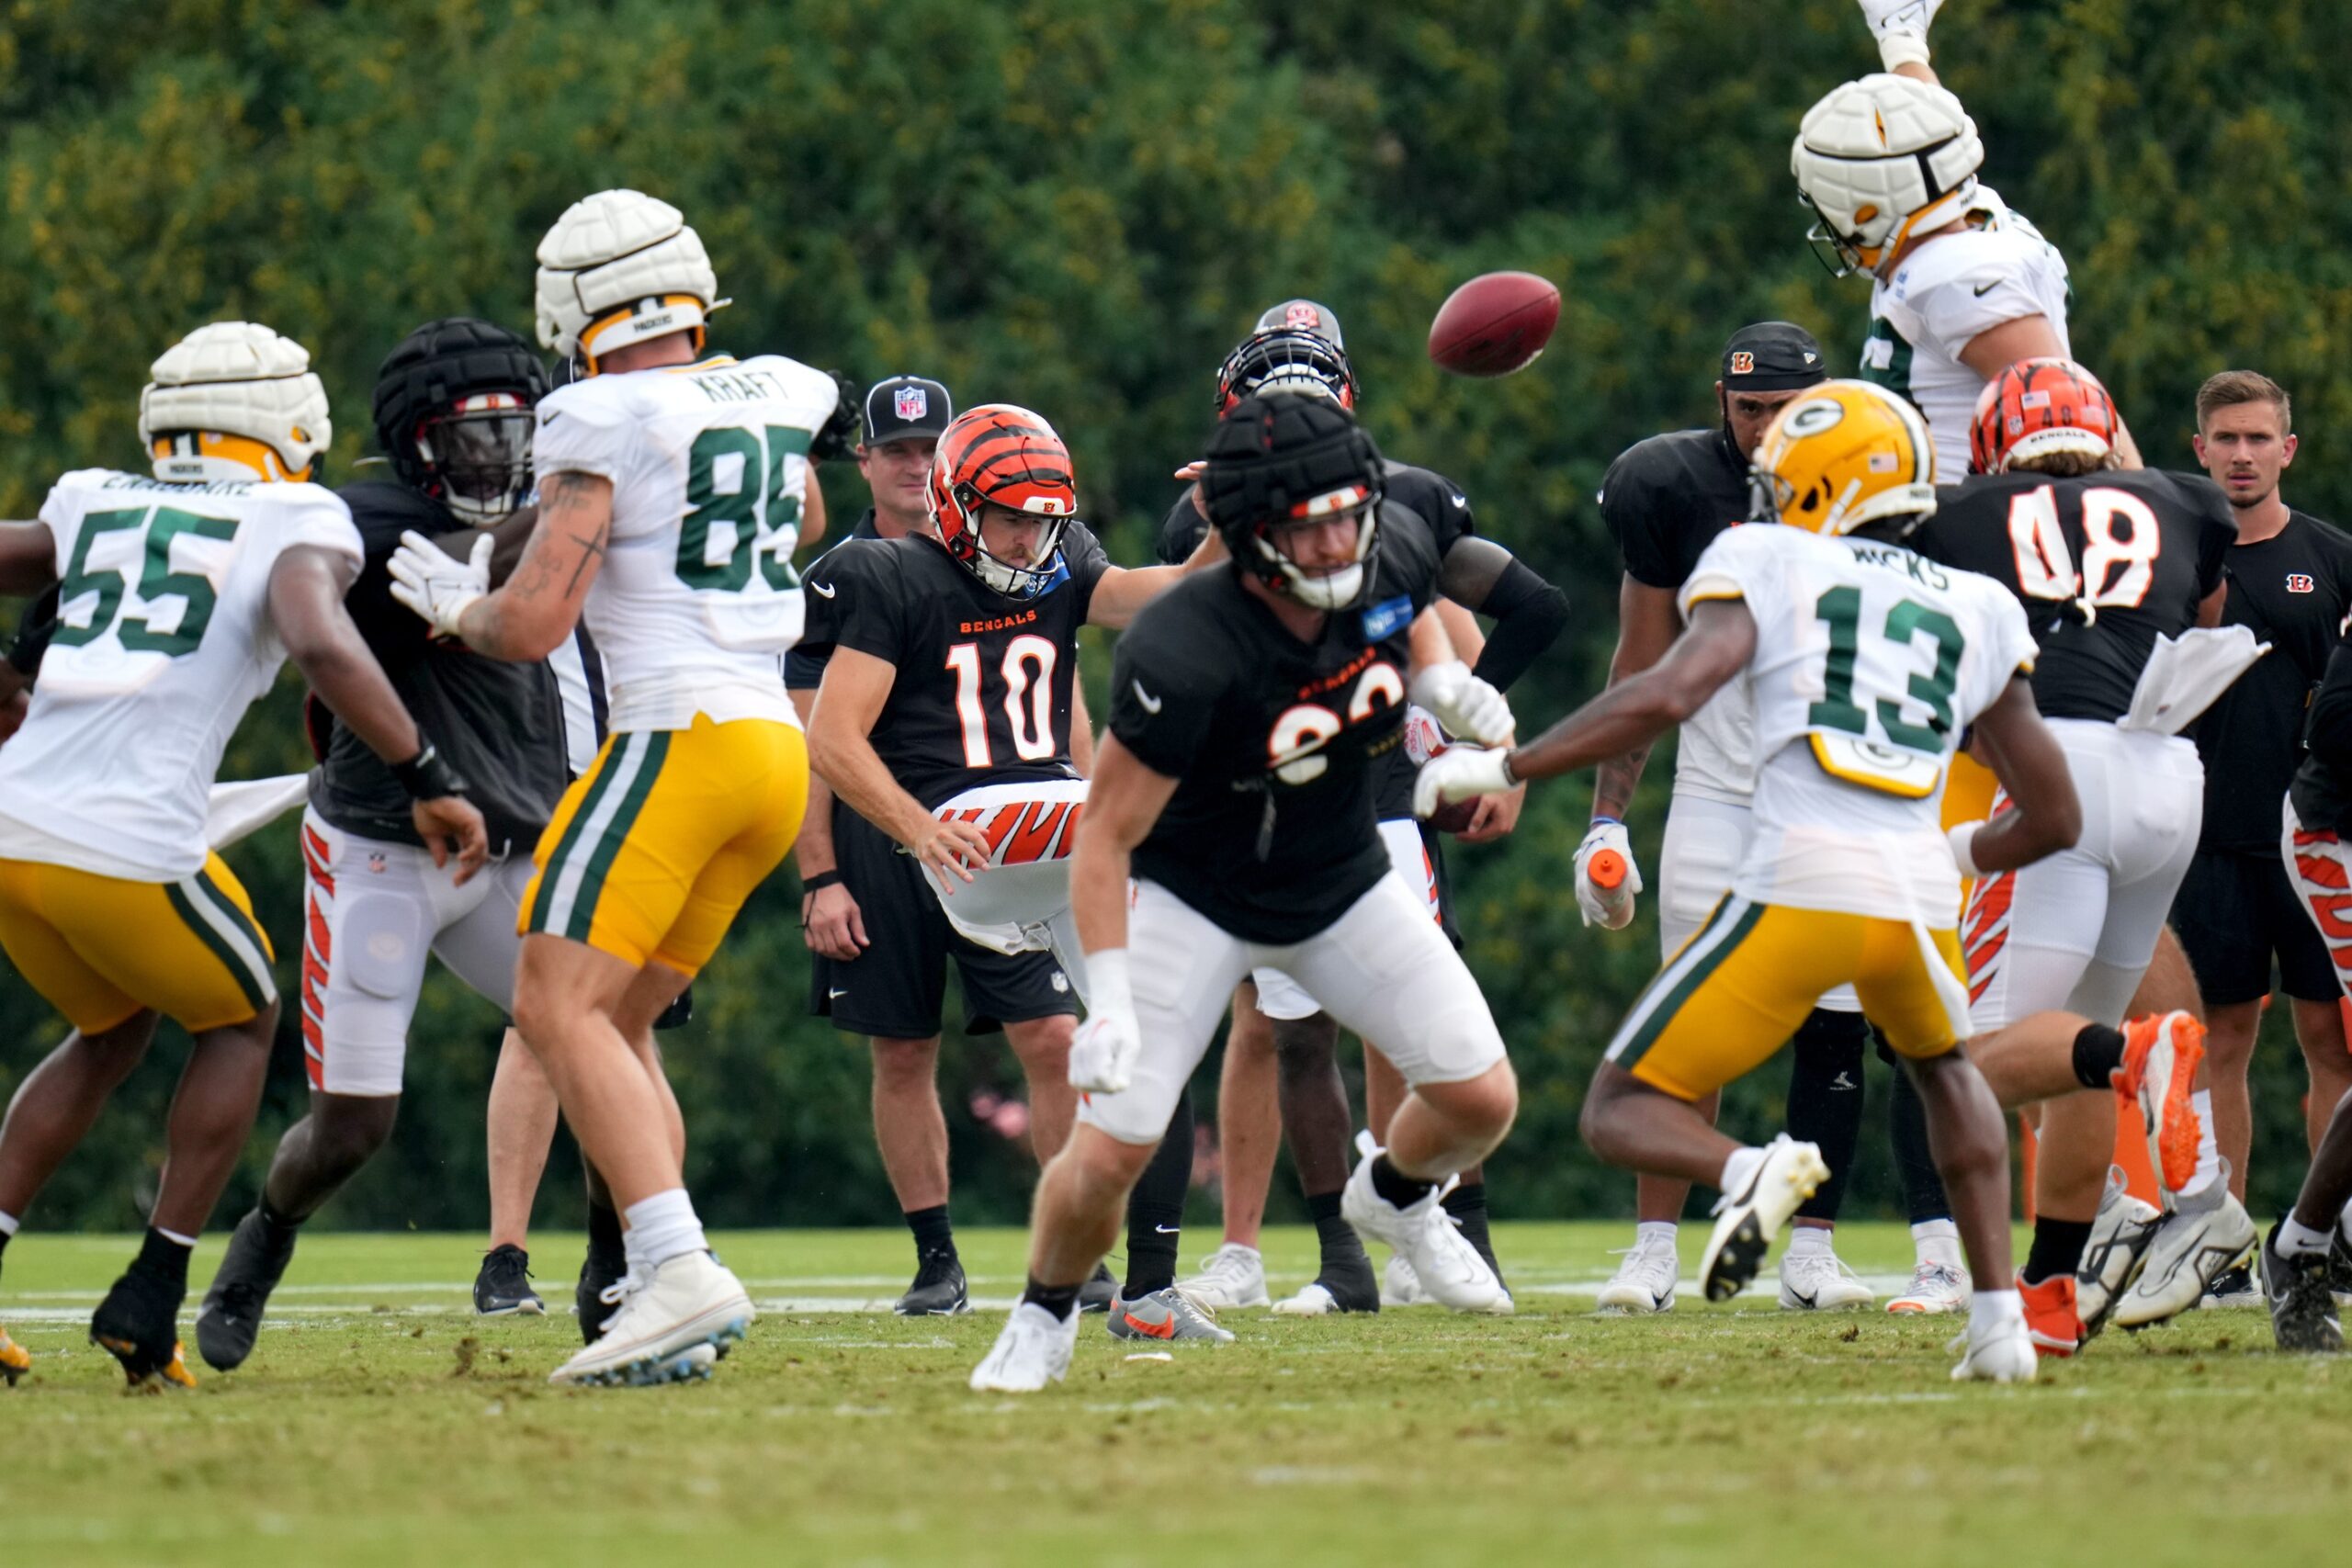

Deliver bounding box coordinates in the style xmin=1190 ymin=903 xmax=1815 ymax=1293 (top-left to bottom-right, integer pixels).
xmin=862 ymin=374 xmax=954 ymax=446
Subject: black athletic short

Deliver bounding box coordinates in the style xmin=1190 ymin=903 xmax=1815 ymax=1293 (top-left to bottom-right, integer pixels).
xmin=2171 ymin=847 xmax=2339 ymax=1007
xmin=809 ymin=807 xmax=1078 ymax=1040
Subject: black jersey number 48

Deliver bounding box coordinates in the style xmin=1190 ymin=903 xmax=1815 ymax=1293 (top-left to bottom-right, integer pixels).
xmin=2007 ymin=483 xmax=2162 ymax=610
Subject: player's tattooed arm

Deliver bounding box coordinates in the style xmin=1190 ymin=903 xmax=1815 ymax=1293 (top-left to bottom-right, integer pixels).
xmin=0 ymin=521 xmax=57 ymax=595
xmin=1588 ymin=575 xmax=1683 ymax=820
xmin=807 ymin=647 xmax=993 ymax=887
xmin=455 ymin=470 xmax=612 ymax=660
xmin=1509 ymin=597 xmax=1754 ymax=784
xmin=481 ymin=503 xmax=540 ymax=587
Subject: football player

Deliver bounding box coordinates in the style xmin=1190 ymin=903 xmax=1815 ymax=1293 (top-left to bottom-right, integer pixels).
xmin=2267 ymin=616 xmax=2352 ymax=1349
xmin=1422 ymin=379 xmax=2206 ymax=1382
xmin=2166 ymin=371 xmax=2352 ymax=1308
xmin=1587 ymin=321 xmax=1892 ymax=1316
xmin=189 ymin=319 xmax=587 ymax=1371
xmin=1912 ymin=358 xmax=2245 ymax=1350
xmin=968 ymin=395 xmax=1522 ymax=1393
xmin=389 ymin=190 xmax=836 ymax=1386
xmin=1164 ymin=301 xmax=1567 ymax=1318
xmin=801 ymin=401 xmax=1222 ymax=1332
xmin=0 ymin=321 xmax=486 ymax=1387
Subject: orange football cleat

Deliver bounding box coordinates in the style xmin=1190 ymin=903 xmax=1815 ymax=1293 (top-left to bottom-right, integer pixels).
xmin=0 ymin=1325 xmax=29 ymax=1386
xmin=2117 ymin=1010 xmax=2207 ymax=1195
xmin=2018 ymin=1270 xmax=2082 ymax=1359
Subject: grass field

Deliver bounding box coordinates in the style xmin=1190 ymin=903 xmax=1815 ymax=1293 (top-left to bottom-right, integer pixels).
xmin=1 ymin=1222 xmax=2338 ymax=1568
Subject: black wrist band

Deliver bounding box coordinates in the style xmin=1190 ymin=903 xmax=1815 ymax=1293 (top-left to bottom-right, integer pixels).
xmin=391 ymin=744 xmax=468 ymax=801
xmin=801 ymin=870 xmax=844 ymax=894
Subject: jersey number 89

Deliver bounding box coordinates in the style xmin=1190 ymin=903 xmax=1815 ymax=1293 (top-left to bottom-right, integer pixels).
xmin=678 ymin=424 xmax=808 ymax=593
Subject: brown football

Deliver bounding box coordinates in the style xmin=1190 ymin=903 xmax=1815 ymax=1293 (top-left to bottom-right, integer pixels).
xmin=1428 ymin=271 xmax=1560 ymax=378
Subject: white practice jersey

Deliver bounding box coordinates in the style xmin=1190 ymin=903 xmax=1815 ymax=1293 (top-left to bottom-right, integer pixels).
xmin=0 ymin=468 xmax=362 ymax=880
xmin=532 ymin=353 xmax=839 ymax=733
xmin=1679 ymin=525 xmax=2037 ymax=928
xmin=1860 ymin=186 xmax=2072 ymax=480
xmin=1676 ymin=674 xmax=1757 ymax=806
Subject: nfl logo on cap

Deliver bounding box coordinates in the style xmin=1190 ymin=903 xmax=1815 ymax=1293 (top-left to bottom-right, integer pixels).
xmin=895 ymin=385 xmax=929 ymax=423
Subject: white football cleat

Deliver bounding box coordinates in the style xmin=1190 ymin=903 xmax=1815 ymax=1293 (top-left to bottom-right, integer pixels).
xmin=1699 ymin=1136 xmax=1830 ymax=1303
xmin=1380 ymin=1253 xmax=1429 ymax=1308
xmin=969 ymin=1301 xmax=1081 ymax=1393
xmin=1340 ymin=1155 xmax=1507 ymax=1314
xmin=1596 ymin=1232 xmax=1679 ymax=1314
xmin=1949 ymin=1319 xmax=2037 ymax=1383
xmin=1779 ymin=1245 xmax=1874 ymax=1311
xmin=1185 ymin=1243 xmax=1271 ymax=1311
xmin=2111 ymin=1170 xmax=2258 ymax=1330
xmin=1885 ymin=1259 xmax=1971 ymax=1315
xmin=547 ymin=1250 xmax=752 ymax=1388
xmin=2075 ymin=1165 xmax=2162 ymax=1339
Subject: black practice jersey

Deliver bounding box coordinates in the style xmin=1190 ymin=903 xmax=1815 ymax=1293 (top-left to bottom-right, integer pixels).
xmin=1913 ymin=469 xmax=2233 ymax=723
xmin=2291 ymin=626 xmax=2352 ymax=834
xmin=1112 ymin=502 xmax=1443 ymax=943
xmin=2190 ymin=510 xmax=2352 ymax=852
xmin=782 ymin=509 xmax=886 ymax=692
xmin=1598 ymin=426 xmax=1751 ymax=592
xmin=309 ymin=482 xmax=571 ymax=853
xmin=1157 ymin=460 xmax=1476 ymax=822
xmin=802 ymin=523 xmax=1112 ymax=809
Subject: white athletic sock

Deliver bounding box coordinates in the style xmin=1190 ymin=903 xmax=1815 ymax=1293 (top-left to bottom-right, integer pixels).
xmin=0 ymin=1209 xmax=19 ymax=1238
xmin=624 ymin=1190 xmax=707 ymax=1270
xmin=1788 ymin=1224 xmax=1833 ymax=1258
xmin=1719 ymin=1145 xmax=1768 ymax=1201
xmin=1634 ymin=1221 xmax=1678 ymax=1247
xmin=1971 ymin=1288 xmax=2025 ymax=1333
xmin=2339 ymin=1196 xmax=2352 ymax=1238
xmin=2179 ymin=1090 xmax=2222 ymax=1197
xmin=2279 ymin=1215 xmax=2334 ymax=1257
xmin=1911 ymin=1218 xmax=1962 ymax=1269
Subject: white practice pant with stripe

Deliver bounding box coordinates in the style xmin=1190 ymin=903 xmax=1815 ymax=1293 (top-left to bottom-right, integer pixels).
xmin=1659 ymin=790 xmax=1860 ymax=1013
xmin=1077 ymin=875 xmax=1508 ymax=1145
xmin=298 ymin=807 xmax=534 ymax=1096
xmin=2282 ymin=795 xmax=2352 ymax=999
xmin=1252 ymin=818 xmax=1438 ymax=1021
xmin=1962 ymin=720 xmax=2203 ymax=1031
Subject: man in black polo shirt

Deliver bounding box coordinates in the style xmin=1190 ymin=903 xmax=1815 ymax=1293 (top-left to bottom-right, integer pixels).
xmin=2166 ymin=369 xmax=2352 ymax=1307
xmin=788 ymin=377 xmax=1098 ymax=1317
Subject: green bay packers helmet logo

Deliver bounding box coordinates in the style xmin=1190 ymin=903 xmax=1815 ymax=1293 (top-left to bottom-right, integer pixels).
xmin=1784 ymin=397 xmax=1848 ymax=438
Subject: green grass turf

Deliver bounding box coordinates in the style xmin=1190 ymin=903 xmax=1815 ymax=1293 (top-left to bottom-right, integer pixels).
xmin=0 ymin=1223 xmax=2338 ymax=1568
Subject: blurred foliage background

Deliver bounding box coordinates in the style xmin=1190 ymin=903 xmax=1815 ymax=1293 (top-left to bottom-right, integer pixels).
xmin=3 ymin=0 xmax=2348 ymax=1235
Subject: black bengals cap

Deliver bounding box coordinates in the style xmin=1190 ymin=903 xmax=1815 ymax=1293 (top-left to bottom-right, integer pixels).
xmin=1252 ymin=299 xmax=1345 ymax=350
xmin=862 ymin=374 xmax=954 ymax=446
xmin=1721 ymin=322 xmax=1827 ymax=391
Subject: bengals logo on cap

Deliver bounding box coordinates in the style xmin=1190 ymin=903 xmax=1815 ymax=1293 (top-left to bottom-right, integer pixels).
xmin=1729 ymin=352 xmax=1756 ymax=376
xmin=2288 ymin=573 xmax=2317 ymax=593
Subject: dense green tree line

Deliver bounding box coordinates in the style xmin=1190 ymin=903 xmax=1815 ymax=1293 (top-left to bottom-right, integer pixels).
xmin=1 ymin=1 xmax=2346 ymax=1232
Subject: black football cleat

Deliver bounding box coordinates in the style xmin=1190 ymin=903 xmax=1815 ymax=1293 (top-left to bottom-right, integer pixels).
xmin=195 ymin=1208 xmax=297 ymax=1372
xmin=894 ymin=1247 xmax=969 ymax=1316
xmin=575 ymin=1241 xmax=628 ymax=1345
xmin=2259 ymin=1222 xmax=2344 ymax=1353
xmin=93 ymin=1267 xmax=197 ymax=1389
xmin=1078 ymin=1261 xmax=1118 ymax=1315
xmin=473 ymin=1245 xmax=545 ymax=1316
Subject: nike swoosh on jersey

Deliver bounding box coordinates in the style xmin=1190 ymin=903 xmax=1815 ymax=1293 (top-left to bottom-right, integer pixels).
xmin=828 ymin=987 xmax=849 ymax=999
xmin=1973 ymin=279 xmax=1998 ymax=297
xmin=809 ymin=581 xmax=837 ymax=599
xmin=1130 ymin=680 xmax=1163 ymax=714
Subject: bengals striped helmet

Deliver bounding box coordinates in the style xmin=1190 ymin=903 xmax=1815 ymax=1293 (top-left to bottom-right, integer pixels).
xmin=926 ymin=404 xmax=1078 ymax=599
xmin=1970 ymin=357 xmax=2120 ymax=476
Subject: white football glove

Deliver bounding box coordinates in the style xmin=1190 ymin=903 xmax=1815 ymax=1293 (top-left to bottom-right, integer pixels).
xmin=1408 ymin=660 xmax=1515 ymax=747
xmin=1068 ymin=948 xmax=1142 ymax=1094
xmin=1574 ymin=818 xmax=1645 ymax=930
xmin=1858 ymin=0 xmax=1941 ymax=68
xmin=387 ymin=529 xmax=492 ymax=638
xmin=1946 ymin=818 xmax=1986 ymax=879
xmin=1413 ymin=746 xmax=1514 ymax=820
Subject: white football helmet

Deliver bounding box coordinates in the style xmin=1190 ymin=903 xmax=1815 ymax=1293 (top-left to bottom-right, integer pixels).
xmin=1792 ymin=73 xmax=1984 ymax=278
xmin=138 ymin=321 xmax=333 ymax=483
xmin=534 ymin=189 xmax=722 ymax=370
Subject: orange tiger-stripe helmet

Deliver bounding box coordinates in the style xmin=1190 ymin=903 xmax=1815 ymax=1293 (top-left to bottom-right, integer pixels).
xmin=925 ymin=403 xmax=1079 ymax=600
xmin=1970 ymin=357 xmax=2120 ymax=476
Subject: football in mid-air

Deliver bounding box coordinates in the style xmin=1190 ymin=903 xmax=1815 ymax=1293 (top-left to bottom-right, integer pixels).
xmin=1428 ymin=271 xmax=1560 ymax=377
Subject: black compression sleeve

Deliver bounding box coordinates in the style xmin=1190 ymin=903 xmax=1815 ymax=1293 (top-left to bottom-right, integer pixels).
xmin=1465 ymin=556 xmax=1569 ymax=693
